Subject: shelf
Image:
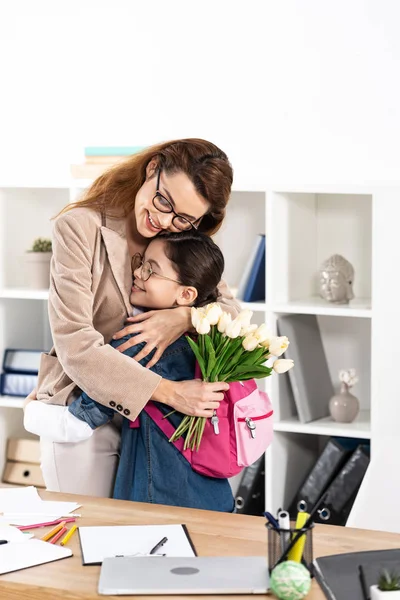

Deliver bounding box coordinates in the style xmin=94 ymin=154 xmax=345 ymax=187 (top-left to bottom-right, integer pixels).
xmin=0 ymin=288 xmax=49 ymax=300
xmin=268 ymin=297 xmax=372 ymax=318
xmin=0 ymin=396 xmax=24 ymax=408
xmin=273 ymin=410 xmax=371 ymax=439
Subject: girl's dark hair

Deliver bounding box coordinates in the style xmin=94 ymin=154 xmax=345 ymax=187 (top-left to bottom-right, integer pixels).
xmin=157 ymin=230 xmax=224 ymax=307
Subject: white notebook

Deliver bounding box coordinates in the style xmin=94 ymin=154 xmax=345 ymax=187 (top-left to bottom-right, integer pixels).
xmin=78 ymin=524 xmax=196 ymax=565
xmin=0 ymin=539 xmax=72 ymax=575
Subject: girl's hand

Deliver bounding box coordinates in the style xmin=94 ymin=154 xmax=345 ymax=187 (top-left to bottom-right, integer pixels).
xmin=152 ymin=378 xmax=229 ymax=418
xmin=23 ymin=388 xmax=37 ymax=411
xmin=112 ymin=307 xmax=192 ymax=369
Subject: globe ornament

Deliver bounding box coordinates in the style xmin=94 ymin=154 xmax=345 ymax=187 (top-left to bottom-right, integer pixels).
xmin=270 ymin=561 xmax=311 ymax=600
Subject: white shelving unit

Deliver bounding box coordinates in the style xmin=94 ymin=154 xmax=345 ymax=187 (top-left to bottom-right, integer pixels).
xmin=0 ymin=179 xmax=399 ymax=518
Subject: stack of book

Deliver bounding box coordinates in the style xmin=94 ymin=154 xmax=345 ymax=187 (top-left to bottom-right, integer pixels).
xmin=236 ymin=234 xmax=266 ymax=303
xmin=70 ymin=146 xmax=145 ymax=180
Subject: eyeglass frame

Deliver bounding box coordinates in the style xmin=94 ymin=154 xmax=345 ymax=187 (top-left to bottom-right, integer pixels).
xmin=152 ymin=169 xmax=200 ymax=231
xmin=131 ymin=252 xmax=182 ymax=284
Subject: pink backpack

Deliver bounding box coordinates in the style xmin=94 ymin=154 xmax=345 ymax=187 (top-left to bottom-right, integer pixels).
xmin=144 ymin=371 xmax=274 ymax=479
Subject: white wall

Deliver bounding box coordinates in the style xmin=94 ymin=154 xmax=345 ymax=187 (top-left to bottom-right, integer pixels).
xmin=0 ymin=0 xmax=400 ymax=187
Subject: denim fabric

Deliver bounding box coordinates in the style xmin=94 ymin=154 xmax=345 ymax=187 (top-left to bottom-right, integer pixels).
xmin=68 ymin=333 xmax=234 ymax=513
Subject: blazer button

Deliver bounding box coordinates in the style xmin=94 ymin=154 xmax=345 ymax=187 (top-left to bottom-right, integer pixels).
xmin=123 ymin=409 xmax=130 ymax=416
xmin=109 ymin=401 xmax=116 ymax=407
xmin=116 ymin=404 xmax=123 ymax=412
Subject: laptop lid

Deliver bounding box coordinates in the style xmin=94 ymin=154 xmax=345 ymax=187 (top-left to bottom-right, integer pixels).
xmin=98 ymin=556 xmax=269 ymax=595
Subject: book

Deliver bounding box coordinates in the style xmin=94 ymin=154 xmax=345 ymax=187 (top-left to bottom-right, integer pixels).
xmin=234 ymin=455 xmax=265 ymax=516
xmin=313 ymin=549 xmax=400 ymax=600
xmin=84 ymin=146 xmax=145 ymax=157
xmin=78 ymin=524 xmax=197 ymax=565
xmin=277 ymin=314 xmax=334 ymax=423
xmin=239 ymin=234 xmax=266 ymax=303
xmin=236 ymin=235 xmax=264 ymax=301
xmin=288 ymin=438 xmax=350 ymax=517
xmin=314 ymin=444 xmax=370 ymax=526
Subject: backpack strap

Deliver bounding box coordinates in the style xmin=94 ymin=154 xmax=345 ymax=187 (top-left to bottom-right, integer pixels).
xmin=144 ymin=402 xmax=192 ymax=461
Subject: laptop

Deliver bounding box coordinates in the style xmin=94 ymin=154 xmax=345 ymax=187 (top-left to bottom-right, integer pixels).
xmin=98 ymin=556 xmax=270 ymax=595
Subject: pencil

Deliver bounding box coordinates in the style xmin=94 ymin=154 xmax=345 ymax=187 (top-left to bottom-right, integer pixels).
xmin=60 ymin=525 xmax=77 ymax=546
xmin=40 ymin=521 xmax=66 ymax=542
xmin=50 ymin=526 xmax=68 ymax=545
xmin=17 ymin=517 xmax=76 ymax=531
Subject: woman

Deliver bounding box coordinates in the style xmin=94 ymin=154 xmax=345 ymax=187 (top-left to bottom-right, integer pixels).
xmin=26 ymin=230 xmax=235 ymax=512
xmin=29 ymin=139 xmax=240 ymax=497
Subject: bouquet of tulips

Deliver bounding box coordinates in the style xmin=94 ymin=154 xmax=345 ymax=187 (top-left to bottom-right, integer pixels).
xmin=169 ymin=303 xmax=294 ymax=451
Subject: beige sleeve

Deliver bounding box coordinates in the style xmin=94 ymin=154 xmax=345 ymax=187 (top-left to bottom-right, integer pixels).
xmin=217 ymin=279 xmax=242 ymax=318
xmin=48 ymin=212 xmax=161 ymax=420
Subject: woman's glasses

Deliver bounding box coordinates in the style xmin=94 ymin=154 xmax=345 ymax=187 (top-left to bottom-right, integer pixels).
xmin=152 ymin=169 xmax=199 ymax=231
xmin=131 ymin=253 xmax=181 ymax=284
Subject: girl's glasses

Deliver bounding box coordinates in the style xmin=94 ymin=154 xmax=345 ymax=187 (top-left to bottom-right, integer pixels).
xmin=131 ymin=253 xmax=181 ymax=284
xmin=152 ymin=169 xmax=199 ymax=231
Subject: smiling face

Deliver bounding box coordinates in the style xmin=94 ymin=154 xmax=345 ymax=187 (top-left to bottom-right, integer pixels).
xmin=130 ymin=238 xmax=197 ymax=309
xmin=133 ymin=164 xmax=210 ymax=239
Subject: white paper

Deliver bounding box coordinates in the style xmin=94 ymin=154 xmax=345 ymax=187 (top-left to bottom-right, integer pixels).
xmin=79 ymin=524 xmax=196 ymax=565
xmin=0 ymin=486 xmax=81 ymax=525
xmin=0 ymin=524 xmax=34 ymax=542
xmin=0 ymin=538 xmax=72 ymax=575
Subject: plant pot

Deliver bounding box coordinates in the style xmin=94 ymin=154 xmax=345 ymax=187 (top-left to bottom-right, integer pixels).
xmin=329 ymin=382 xmax=360 ymax=423
xmin=371 ymin=585 xmax=400 ymax=599
xmin=25 ymin=252 xmax=52 ymax=289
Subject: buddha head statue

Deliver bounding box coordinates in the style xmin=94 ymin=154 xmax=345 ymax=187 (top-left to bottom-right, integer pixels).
xmin=318 ymin=254 xmax=355 ymax=304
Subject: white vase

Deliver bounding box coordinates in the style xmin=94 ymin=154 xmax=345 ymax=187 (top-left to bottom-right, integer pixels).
xmin=329 ymin=382 xmax=360 ymax=423
xmin=25 ymin=252 xmax=52 ymax=289
xmin=371 ymin=585 xmax=400 ymax=599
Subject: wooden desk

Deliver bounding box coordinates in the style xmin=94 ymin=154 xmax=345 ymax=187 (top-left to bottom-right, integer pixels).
xmin=1 ymin=491 xmax=400 ymax=599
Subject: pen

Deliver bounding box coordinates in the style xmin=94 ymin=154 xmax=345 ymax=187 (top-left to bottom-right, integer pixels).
xmin=0 ymin=540 xmax=8 ymax=545
xmin=277 ymin=510 xmax=291 ymax=553
xmin=273 ymin=491 xmax=329 ymax=569
xmin=264 ymin=511 xmax=279 ymax=530
xmin=149 ymin=536 xmax=168 ymax=555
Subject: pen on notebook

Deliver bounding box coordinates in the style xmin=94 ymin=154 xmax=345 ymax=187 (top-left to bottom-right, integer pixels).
xmin=60 ymin=525 xmax=77 ymax=546
xmin=149 ymin=536 xmax=168 ymax=555
xmin=40 ymin=521 xmax=66 ymax=542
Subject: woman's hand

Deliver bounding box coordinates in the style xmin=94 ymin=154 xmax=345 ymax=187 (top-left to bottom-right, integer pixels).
xmin=23 ymin=388 xmax=37 ymax=411
xmin=152 ymin=378 xmax=229 ymax=418
xmin=112 ymin=307 xmax=192 ymax=368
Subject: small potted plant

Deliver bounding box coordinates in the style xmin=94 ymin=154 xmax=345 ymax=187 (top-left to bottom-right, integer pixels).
xmin=371 ymin=570 xmax=400 ymax=599
xmin=25 ymin=237 xmax=52 ymax=289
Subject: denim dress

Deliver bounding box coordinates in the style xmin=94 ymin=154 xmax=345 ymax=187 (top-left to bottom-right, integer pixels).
xmin=69 ymin=335 xmax=234 ymax=513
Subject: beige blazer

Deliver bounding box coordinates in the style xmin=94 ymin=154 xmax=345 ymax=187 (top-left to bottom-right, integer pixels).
xmin=37 ymin=207 xmax=241 ymax=421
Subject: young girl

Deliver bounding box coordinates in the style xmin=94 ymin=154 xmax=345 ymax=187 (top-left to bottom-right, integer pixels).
xmin=25 ymin=230 xmax=234 ymax=512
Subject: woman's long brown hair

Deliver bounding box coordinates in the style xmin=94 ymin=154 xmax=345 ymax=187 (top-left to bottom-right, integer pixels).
xmin=63 ymin=138 xmax=233 ymax=236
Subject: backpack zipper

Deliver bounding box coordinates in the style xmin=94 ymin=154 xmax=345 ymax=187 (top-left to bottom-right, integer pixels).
xmin=238 ymin=410 xmax=274 ymax=440
xmin=211 ymin=410 xmax=220 ymax=435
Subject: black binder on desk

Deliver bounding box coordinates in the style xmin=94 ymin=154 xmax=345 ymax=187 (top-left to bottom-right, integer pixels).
xmin=234 ymin=455 xmax=264 ymax=516
xmin=289 ymin=438 xmax=350 ymax=517
xmin=314 ymin=445 xmax=370 ymax=526
xmin=313 ymin=549 xmax=400 ymax=600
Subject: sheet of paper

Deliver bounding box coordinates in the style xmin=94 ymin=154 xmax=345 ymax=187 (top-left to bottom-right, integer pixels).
xmin=0 ymin=538 xmax=72 ymax=575
xmin=0 ymin=486 xmax=80 ymax=524
xmin=79 ymin=524 xmax=196 ymax=565
xmin=0 ymin=524 xmax=34 ymax=542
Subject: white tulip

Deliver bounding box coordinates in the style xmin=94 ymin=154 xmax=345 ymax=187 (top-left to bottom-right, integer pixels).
xmin=254 ymin=323 xmax=272 ymax=344
xmin=196 ymin=314 xmax=211 ymax=335
xmin=268 ymin=336 xmax=290 ymax=357
xmin=217 ymin=312 xmax=232 ymax=333
xmin=236 ymin=310 xmax=253 ymax=327
xmin=191 ymin=307 xmax=200 ymax=329
xmin=204 ymin=303 xmax=223 ymax=325
xmin=242 ymin=335 xmax=259 ymax=352
xmin=273 ymin=359 xmax=294 ymax=374
xmin=225 ymin=317 xmax=242 ymax=339
xmin=240 ymin=323 xmax=258 ymax=337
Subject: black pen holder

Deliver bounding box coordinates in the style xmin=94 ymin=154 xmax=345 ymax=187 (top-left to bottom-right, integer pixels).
xmin=266 ymin=522 xmax=314 ymax=575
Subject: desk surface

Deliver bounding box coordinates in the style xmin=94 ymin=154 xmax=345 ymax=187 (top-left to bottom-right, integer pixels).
xmin=0 ymin=490 xmax=399 ymax=600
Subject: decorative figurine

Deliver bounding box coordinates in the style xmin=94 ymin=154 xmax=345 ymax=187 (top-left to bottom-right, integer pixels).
xmin=329 ymin=369 xmax=360 ymax=423
xmin=318 ymin=254 xmax=355 ymax=304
